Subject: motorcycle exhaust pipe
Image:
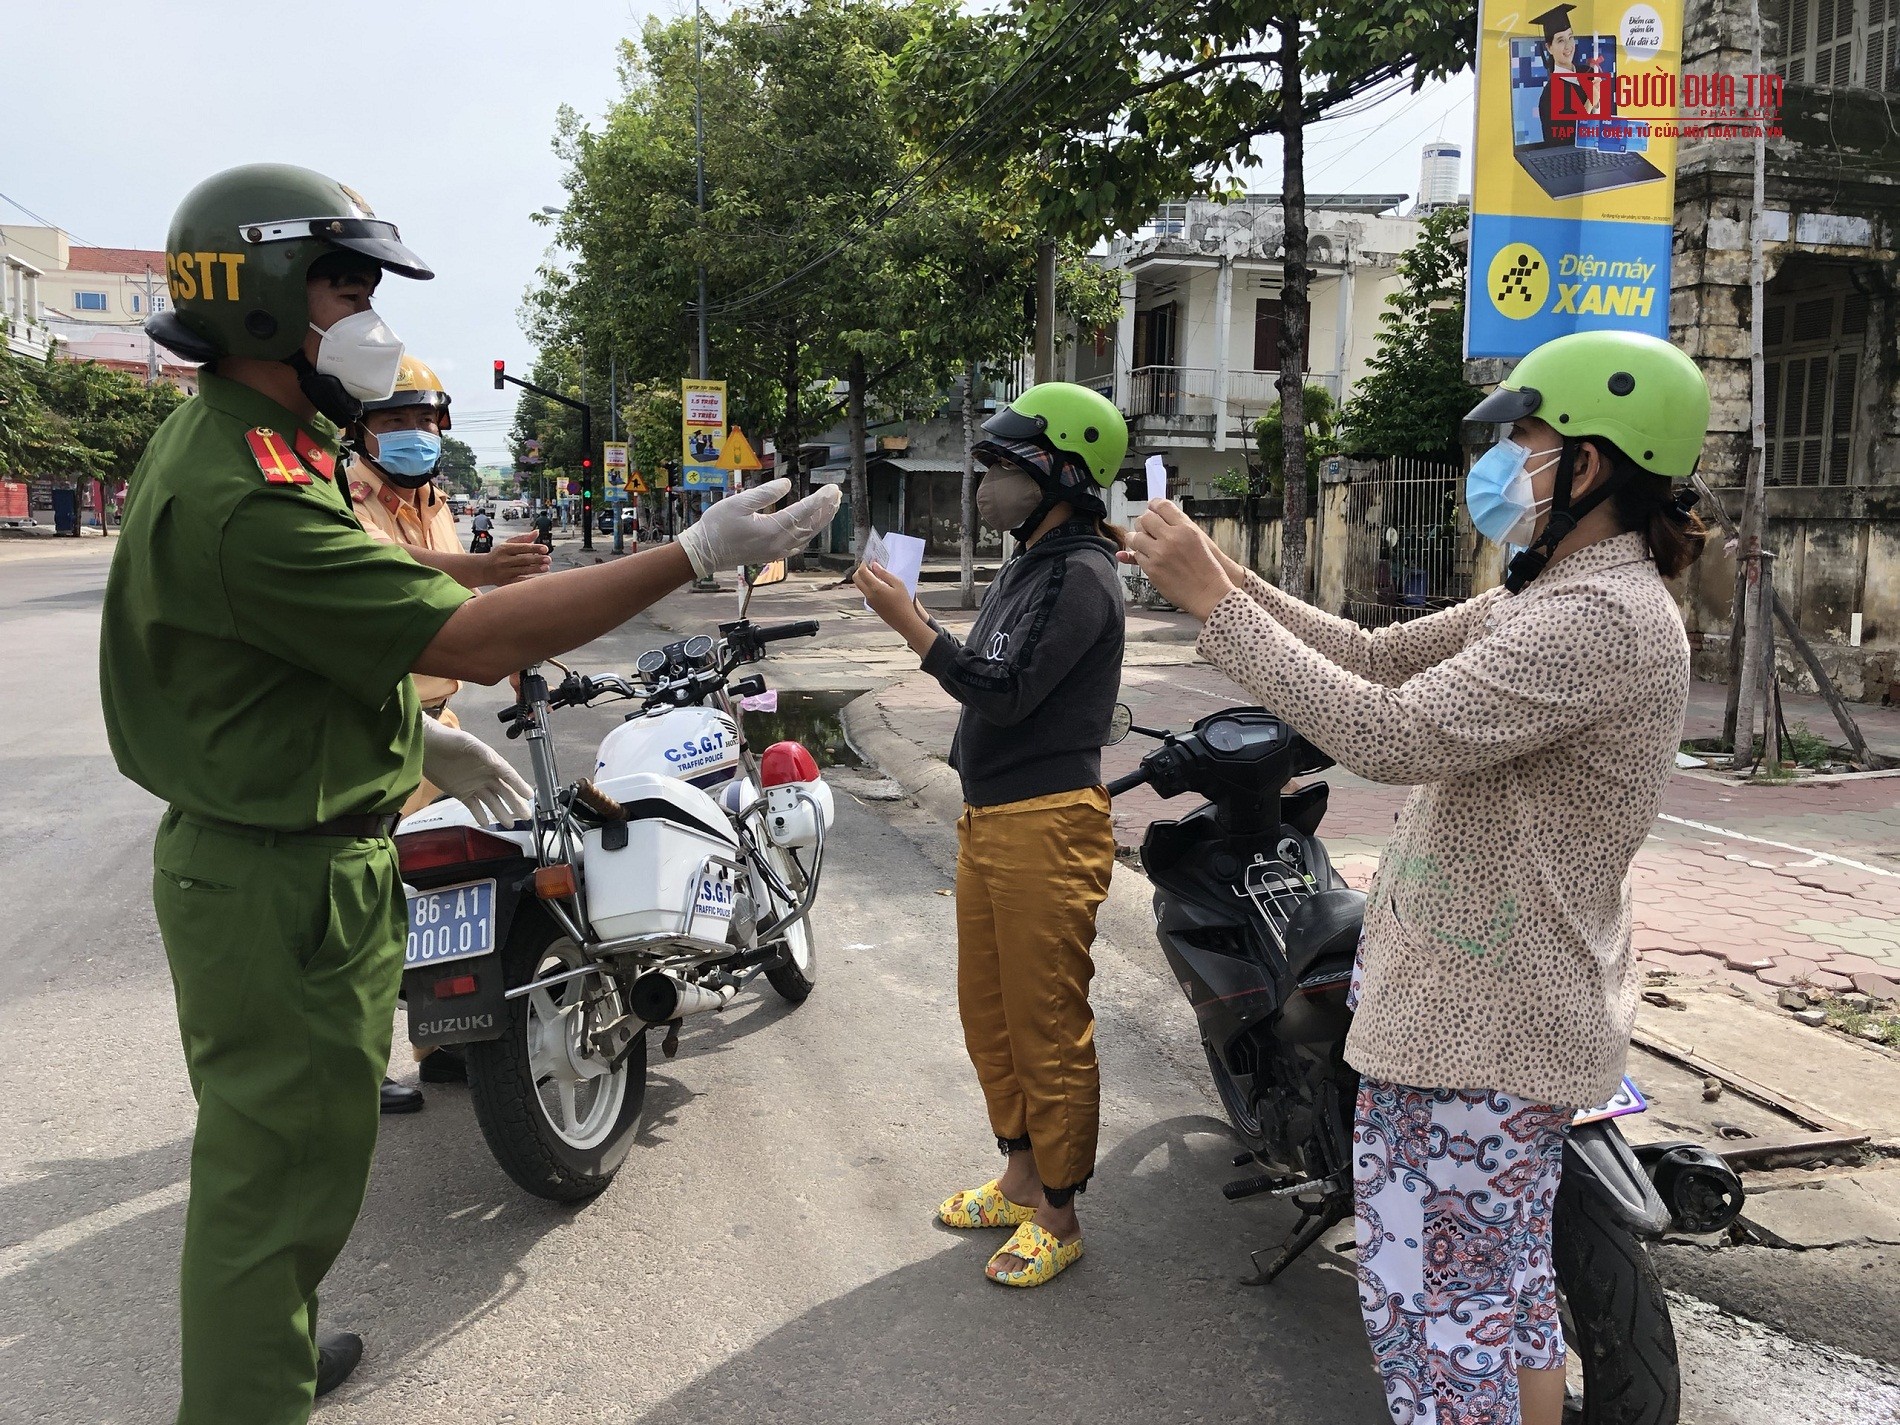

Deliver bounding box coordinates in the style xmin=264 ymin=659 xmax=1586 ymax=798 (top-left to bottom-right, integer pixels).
xmin=629 ymin=970 xmax=736 ymax=1025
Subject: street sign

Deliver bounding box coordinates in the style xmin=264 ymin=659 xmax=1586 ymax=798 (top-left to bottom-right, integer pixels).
xmin=603 ymin=441 xmax=631 ymax=503
xmin=714 ymin=425 xmax=762 ymax=472
xmin=682 ymin=377 xmax=728 ymax=490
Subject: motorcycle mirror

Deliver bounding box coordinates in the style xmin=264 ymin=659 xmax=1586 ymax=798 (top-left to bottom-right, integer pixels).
xmin=1107 ymin=703 xmax=1134 ymax=746
xmin=739 ymin=559 xmax=786 ymax=620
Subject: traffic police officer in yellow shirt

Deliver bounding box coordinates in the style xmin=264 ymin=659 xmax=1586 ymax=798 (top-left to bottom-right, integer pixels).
xmin=103 ymin=162 xmax=840 ymax=1425
xmin=347 ymin=357 xmax=550 ymax=1112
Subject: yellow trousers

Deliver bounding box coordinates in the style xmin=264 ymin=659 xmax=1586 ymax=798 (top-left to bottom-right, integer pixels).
xmin=955 ymin=786 xmax=1115 ymax=1195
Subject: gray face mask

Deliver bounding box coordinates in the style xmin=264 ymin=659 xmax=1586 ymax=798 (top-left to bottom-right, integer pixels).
xmin=975 ymin=467 xmax=1044 ymax=533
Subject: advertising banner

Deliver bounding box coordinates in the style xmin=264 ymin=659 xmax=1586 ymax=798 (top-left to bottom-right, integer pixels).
xmin=603 ymin=441 xmax=630 ymax=503
xmin=681 ymin=378 xmax=728 ymax=491
xmin=1466 ymin=0 xmax=1683 ymax=357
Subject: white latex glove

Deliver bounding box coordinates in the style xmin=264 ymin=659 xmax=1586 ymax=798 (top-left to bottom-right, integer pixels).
xmin=419 ymin=717 xmax=534 ymax=825
xmin=677 ymin=478 xmax=842 ymax=580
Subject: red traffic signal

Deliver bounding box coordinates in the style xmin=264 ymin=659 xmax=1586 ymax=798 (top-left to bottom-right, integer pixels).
xmin=492 ymin=360 xmax=505 ymax=390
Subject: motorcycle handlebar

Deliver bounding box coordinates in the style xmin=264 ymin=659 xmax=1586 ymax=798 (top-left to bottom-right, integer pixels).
xmin=753 ymin=620 xmax=820 ymax=644
xmin=1105 ymin=766 xmax=1151 ymax=797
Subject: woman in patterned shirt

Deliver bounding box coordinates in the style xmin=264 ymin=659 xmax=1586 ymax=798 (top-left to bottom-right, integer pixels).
xmin=1122 ymin=331 xmax=1710 ymax=1425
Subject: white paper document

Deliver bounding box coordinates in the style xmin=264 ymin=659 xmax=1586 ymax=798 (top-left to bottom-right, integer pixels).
xmin=1144 ymin=454 xmax=1168 ymax=503
xmin=862 ymin=528 xmax=926 ymax=611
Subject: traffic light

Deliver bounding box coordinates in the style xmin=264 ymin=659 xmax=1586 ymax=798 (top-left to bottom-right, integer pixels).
xmin=493 ymin=360 xmax=505 ymax=390
xmin=581 ymin=457 xmax=593 ymax=492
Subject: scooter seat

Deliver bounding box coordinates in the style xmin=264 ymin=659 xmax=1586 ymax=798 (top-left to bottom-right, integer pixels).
xmin=1282 ymin=887 xmax=1365 ymax=981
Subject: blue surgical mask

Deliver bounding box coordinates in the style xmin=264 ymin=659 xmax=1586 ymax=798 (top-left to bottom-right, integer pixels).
xmin=372 ymin=429 xmax=443 ymax=486
xmin=1465 ymin=438 xmax=1557 ymax=547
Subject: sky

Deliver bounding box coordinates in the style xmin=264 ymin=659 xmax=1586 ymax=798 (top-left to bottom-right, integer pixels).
xmin=5 ymin=1 xmax=1472 ymax=463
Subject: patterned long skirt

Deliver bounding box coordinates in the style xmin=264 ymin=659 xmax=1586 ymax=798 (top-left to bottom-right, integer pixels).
xmin=1352 ymin=1079 xmax=1571 ymax=1425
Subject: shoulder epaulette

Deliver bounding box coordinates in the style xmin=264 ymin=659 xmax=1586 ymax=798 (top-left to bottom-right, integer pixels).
xmin=245 ymin=427 xmax=311 ymax=486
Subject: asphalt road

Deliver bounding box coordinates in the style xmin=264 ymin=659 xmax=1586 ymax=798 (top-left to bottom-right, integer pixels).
xmin=3 ymin=541 xmax=1897 ymax=1424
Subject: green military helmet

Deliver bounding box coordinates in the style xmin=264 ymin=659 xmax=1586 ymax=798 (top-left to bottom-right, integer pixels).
xmin=1465 ymin=330 xmax=1709 ymax=478
xmin=973 ymin=382 xmax=1130 ymax=515
xmin=146 ymin=163 xmax=432 ymax=364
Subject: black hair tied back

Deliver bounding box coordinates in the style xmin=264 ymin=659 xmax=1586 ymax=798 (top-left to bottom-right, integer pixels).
xmin=1595 ymin=439 xmax=1708 ymax=578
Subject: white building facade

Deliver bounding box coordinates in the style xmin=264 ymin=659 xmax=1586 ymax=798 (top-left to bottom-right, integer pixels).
xmin=1071 ymin=198 xmax=1426 ymax=501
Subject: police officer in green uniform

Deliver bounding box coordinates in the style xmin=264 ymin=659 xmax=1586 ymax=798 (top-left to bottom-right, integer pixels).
xmin=102 ymin=164 xmax=841 ymax=1425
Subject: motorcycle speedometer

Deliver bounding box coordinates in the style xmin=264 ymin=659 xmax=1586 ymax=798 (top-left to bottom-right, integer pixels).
xmin=684 ymin=634 xmax=715 ymax=666
xmin=1206 ymin=719 xmax=1246 ymax=753
xmin=636 ymin=649 xmax=667 ymax=680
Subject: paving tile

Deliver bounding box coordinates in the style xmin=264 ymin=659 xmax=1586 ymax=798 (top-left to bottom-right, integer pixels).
xmin=1846 ymin=970 xmax=1900 ymax=1001
xmin=1756 ymin=959 xmax=1820 ymax=986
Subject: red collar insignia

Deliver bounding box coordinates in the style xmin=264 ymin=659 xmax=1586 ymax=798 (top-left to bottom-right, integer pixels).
xmin=294 ymin=430 xmax=336 ymax=482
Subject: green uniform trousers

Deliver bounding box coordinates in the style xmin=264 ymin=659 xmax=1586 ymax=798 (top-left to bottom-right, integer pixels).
xmin=954 ymin=786 xmax=1116 ymax=1194
xmin=152 ymin=810 xmax=404 ymax=1425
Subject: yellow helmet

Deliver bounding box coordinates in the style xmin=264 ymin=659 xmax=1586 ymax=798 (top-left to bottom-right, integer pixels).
xmin=362 ymin=355 xmax=451 ymax=430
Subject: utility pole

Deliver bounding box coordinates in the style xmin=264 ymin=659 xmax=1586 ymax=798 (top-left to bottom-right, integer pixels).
xmin=1729 ymin=0 xmax=1771 ymax=768
xmin=695 ymin=0 xmax=709 ymax=383
xmin=136 ymin=267 xmax=161 ymax=384
xmin=1034 ymin=240 xmax=1057 ymax=383
xmin=610 ymin=351 xmax=624 ymax=555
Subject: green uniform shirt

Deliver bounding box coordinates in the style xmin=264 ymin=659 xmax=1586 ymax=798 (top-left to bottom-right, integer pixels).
xmin=101 ymin=373 xmax=472 ymax=829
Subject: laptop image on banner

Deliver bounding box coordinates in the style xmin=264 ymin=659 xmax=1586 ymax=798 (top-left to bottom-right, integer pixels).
xmin=1509 ymin=37 xmax=1666 ymax=200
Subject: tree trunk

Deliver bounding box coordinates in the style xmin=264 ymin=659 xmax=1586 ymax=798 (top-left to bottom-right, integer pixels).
xmin=779 ymin=326 xmax=805 ymax=502
xmin=960 ymin=362 xmax=979 ymax=609
xmin=776 ymin=326 xmax=806 ymax=567
xmin=848 ymin=351 xmax=870 ymax=558
xmin=1277 ymin=7 xmax=1310 ymax=599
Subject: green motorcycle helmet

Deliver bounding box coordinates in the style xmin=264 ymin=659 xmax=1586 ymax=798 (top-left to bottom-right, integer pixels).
xmin=974 ymin=381 xmax=1129 ymax=519
xmin=1464 ymin=329 xmax=1709 ymax=478
xmin=146 ymin=163 xmax=432 ymax=364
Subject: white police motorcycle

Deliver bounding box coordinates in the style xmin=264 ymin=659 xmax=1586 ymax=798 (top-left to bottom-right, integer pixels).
xmin=393 ymin=565 xmax=833 ymax=1200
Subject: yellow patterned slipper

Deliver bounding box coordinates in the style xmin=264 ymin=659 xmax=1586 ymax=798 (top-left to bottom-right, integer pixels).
xmin=985 ymin=1221 xmax=1084 ymax=1287
xmin=937 ymin=1179 xmax=1036 ymax=1229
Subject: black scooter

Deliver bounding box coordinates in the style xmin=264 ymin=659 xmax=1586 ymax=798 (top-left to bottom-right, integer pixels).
xmin=1107 ymin=706 xmax=1746 ymax=1424
xmin=470 ymin=527 xmax=494 ymax=554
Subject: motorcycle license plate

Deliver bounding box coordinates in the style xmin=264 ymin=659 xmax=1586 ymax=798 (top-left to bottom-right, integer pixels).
xmin=404 ymin=880 xmax=497 ymax=969
xmin=1572 ymin=1075 xmax=1647 ymax=1126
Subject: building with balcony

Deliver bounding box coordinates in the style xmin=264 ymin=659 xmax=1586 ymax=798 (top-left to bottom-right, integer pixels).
xmin=1070 ymin=196 xmax=1427 ymax=501
xmin=2 ymin=249 xmax=53 ymax=361
xmin=0 ymin=228 xmax=169 ymax=328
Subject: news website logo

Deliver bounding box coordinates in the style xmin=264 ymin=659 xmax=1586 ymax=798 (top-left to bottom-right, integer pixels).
xmin=1549 ymin=68 xmax=1784 ymax=140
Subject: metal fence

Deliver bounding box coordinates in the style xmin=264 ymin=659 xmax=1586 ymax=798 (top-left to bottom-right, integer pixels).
xmin=1341 ymin=456 xmax=1473 ymax=627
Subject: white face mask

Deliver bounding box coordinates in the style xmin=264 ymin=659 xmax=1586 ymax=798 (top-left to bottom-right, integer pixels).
xmin=308 ymin=309 xmax=405 ymax=401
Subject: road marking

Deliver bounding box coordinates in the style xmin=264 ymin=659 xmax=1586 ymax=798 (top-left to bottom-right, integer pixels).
xmin=1656 ymin=813 xmax=1900 ymax=880
xmin=0 ymin=1178 xmax=188 ymax=1281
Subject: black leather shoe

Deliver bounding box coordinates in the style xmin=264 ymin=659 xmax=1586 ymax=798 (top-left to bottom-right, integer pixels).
xmin=418 ymin=1046 xmax=467 ymax=1084
xmin=379 ymin=1077 xmax=423 ymax=1114
xmin=315 ymin=1329 xmax=363 ymax=1398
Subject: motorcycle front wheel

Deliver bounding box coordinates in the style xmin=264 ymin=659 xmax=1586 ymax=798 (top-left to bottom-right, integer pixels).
xmin=1554 ymin=1170 xmax=1681 ymax=1424
xmin=759 ymin=843 xmax=818 ymax=1005
xmin=467 ymin=909 xmax=647 ymax=1202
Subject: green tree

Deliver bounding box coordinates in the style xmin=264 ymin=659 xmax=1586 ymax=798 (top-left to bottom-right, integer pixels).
xmin=529 ymin=0 xmax=1116 ymax=562
xmin=437 ymin=435 xmax=480 ymax=495
xmin=1337 ymin=204 xmax=1482 ymax=463
xmin=898 ymin=0 xmax=1476 ymax=593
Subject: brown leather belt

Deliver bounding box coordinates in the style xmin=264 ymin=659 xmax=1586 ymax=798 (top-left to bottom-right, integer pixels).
xmin=182 ymin=811 xmax=400 ymax=843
